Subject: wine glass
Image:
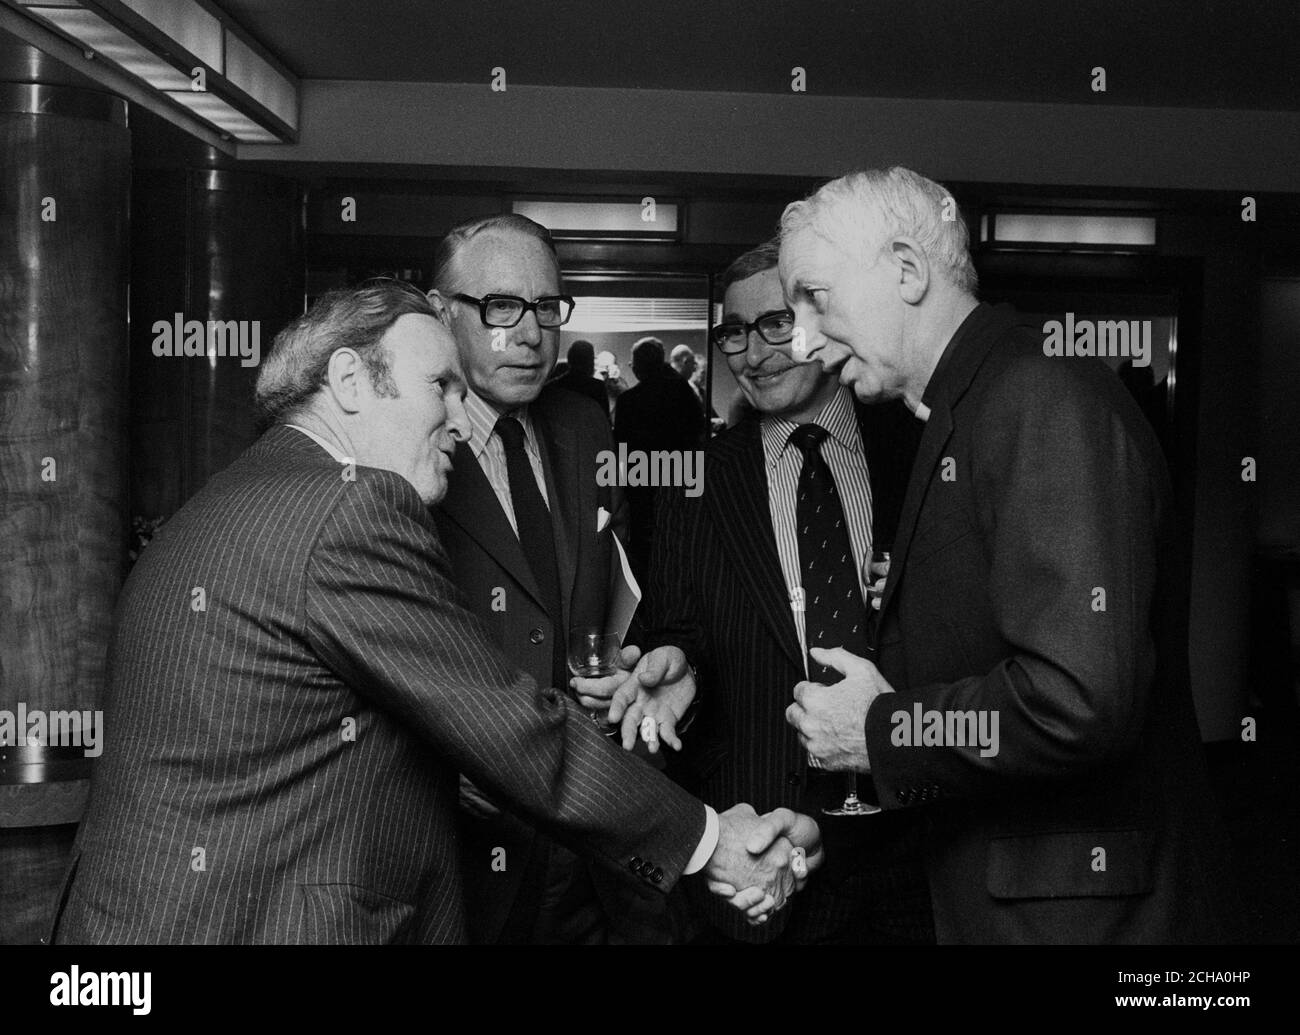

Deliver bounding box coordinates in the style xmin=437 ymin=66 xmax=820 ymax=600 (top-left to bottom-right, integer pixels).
xmin=567 ymin=627 xmax=621 ymax=735
xmin=819 ymin=546 xmax=890 ymax=817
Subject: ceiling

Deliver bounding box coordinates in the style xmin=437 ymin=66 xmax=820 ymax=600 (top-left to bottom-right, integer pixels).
xmin=217 ymin=0 xmax=1300 ymax=111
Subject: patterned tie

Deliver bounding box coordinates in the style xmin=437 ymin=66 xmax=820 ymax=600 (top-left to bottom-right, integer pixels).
xmin=496 ymin=415 xmax=566 ymax=688
xmin=789 ymin=423 xmax=870 ymax=681
xmin=790 ymin=423 xmax=878 ymax=811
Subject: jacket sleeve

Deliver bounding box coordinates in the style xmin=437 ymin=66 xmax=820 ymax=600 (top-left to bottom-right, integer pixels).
xmin=640 ymin=484 xmax=708 ymax=663
xmin=303 ymin=467 xmax=706 ymax=889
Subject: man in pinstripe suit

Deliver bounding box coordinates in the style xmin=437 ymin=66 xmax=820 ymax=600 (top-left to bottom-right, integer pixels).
xmin=603 ymin=242 xmax=931 ymax=944
xmin=50 ymin=281 xmax=820 ymax=944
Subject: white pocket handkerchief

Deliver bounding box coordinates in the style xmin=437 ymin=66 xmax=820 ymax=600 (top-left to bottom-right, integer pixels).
xmin=596 ymin=506 xmax=612 ymax=533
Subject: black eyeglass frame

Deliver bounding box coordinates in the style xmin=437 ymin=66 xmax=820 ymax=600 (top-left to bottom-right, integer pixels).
xmin=451 ymin=292 xmax=576 ymax=329
xmin=711 ymin=307 xmax=797 ymax=354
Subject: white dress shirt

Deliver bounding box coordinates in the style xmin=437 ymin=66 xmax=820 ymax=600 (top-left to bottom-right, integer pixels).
xmin=463 ymin=389 xmax=550 ymax=535
xmin=285 ymin=423 xmax=350 ymax=463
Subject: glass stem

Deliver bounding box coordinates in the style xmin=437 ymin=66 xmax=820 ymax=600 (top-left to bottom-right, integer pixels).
xmin=843 ymin=773 xmax=860 ymax=806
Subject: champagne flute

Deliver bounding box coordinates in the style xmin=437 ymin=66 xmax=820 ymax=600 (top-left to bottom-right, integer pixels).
xmin=567 ymin=627 xmax=621 ymax=736
xmin=820 ymin=547 xmax=890 ymax=817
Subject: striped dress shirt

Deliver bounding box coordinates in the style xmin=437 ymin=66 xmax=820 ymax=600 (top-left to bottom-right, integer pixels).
xmin=760 ymin=387 xmax=874 ymax=672
xmin=464 ymin=389 xmax=550 ymax=535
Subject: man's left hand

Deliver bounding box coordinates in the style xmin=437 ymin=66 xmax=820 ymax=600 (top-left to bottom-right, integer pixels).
xmin=570 ymin=644 xmax=641 ymax=717
xmin=606 ymin=645 xmax=696 ymax=752
xmin=786 ymin=646 xmax=895 ymax=772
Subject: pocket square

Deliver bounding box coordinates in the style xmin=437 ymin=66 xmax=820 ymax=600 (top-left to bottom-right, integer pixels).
xmin=597 ymin=506 xmax=612 ymax=533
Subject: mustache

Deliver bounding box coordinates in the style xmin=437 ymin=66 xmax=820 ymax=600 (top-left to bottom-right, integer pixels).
xmin=744 ymin=360 xmax=800 ymax=377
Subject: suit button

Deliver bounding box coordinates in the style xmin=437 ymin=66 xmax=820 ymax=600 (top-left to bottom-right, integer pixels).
xmin=786 ymin=771 xmax=801 ymax=787
xmin=628 ymin=855 xmax=643 ymax=872
xmin=529 ymin=628 xmax=545 ymax=645
xmin=651 ymin=867 xmax=663 ymax=883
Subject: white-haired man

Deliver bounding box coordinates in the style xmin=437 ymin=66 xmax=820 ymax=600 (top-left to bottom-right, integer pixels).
xmin=780 ymin=166 xmax=1237 ymax=944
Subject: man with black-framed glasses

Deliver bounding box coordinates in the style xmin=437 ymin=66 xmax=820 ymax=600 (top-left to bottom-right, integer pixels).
xmin=424 ymin=213 xmax=676 ymax=944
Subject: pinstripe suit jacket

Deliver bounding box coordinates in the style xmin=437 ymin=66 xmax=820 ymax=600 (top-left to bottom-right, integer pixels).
xmin=642 ymin=403 xmax=920 ymax=941
xmin=51 ymin=424 xmax=703 ymax=944
xmin=643 ymin=401 xmax=919 ymax=814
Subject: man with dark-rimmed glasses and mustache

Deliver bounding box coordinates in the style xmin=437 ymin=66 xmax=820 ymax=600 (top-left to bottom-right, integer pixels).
xmin=606 ymin=240 xmax=929 ymax=944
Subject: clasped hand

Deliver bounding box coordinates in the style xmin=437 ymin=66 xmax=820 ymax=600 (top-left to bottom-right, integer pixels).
xmin=704 ymin=804 xmax=823 ymax=925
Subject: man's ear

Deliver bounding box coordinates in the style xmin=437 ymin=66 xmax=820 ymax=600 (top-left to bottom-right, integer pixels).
xmin=325 ymin=347 xmax=366 ymax=414
xmin=426 ymin=289 xmax=452 ymax=326
xmin=889 ymin=237 xmax=929 ymax=305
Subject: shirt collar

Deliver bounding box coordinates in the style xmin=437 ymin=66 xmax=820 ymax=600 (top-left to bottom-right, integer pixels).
xmin=919 ymin=301 xmax=987 ymax=415
xmin=465 ymin=388 xmax=533 ymax=459
xmin=284 ymin=423 xmax=350 ymax=464
xmin=760 ymin=386 xmax=861 ymax=471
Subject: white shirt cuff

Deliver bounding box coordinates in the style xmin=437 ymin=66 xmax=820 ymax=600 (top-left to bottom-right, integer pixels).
xmin=683 ymin=805 xmax=719 ymax=875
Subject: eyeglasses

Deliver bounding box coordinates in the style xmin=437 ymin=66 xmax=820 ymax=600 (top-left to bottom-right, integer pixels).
xmin=711 ymin=308 xmax=796 ymax=354
xmin=451 ymin=292 xmax=575 ymax=329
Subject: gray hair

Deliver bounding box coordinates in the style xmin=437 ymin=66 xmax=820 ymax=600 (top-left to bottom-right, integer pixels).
xmin=254 ymin=280 xmax=435 ymax=430
xmin=718 ymin=238 xmax=781 ymax=295
xmin=431 ymin=213 xmax=558 ymax=293
xmin=780 ymin=167 xmax=978 ymax=295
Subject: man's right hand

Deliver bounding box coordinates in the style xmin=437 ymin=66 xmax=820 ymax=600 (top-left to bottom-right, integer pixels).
xmin=702 ymin=804 xmax=822 ymax=925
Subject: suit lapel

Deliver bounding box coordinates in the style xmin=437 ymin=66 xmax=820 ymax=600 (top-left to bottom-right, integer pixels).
xmin=532 ymin=408 xmax=581 ymax=618
xmin=878 ymin=304 xmax=1011 ymax=625
xmin=877 ymin=404 xmax=955 ymax=623
xmin=707 ymin=421 xmax=805 ymax=673
xmin=438 ymin=442 xmax=545 ymax=608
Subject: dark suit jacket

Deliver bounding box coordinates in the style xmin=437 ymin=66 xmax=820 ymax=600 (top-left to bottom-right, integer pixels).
xmin=864 ymin=303 xmax=1237 ymax=944
xmin=432 ymin=384 xmax=636 ymax=942
xmin=52 ymin=425 xmax=702 ymax=944
xmin=551 ymin=372 xmax=610 ymax=419
xmin=613 ymin=369 xmax=707 ymax=455
xmin=613 ymin=370 xmax=709 ymax=579
xmin=642 ymin=399 xmax=920 ymax=938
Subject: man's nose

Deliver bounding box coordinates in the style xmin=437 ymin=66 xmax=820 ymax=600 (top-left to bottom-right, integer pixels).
xmin=789 ymin=308 xmax=829 ymax=365
xmin=513 ymin=310 xmax=543 ymax=348
xmin=744 ymin=328 xmax=772 ymax=366
xmin=447 ymin=394 xmax=471 ymax=443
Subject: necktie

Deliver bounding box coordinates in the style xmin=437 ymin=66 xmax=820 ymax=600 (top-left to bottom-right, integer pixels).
xmin=790 ymin=423 xmax=871 ymax=679
xmin=496 ymin=415 xmax=566 ymax=689
xmin=789 ymin=422 xmax=876 ymax=810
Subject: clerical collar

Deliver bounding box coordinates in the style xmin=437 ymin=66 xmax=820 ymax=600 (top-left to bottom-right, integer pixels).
xmin=920 ymin=302 xmax=989 ymax=414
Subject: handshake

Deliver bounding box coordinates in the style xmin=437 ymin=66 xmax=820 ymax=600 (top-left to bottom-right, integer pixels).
xmin=573 ymin=644 xmax=824 ymax=923
xmin=703 ymin=804 xmax=824 ymax=925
